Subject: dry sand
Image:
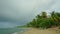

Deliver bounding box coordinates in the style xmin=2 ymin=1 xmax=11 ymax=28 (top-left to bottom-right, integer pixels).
xmin=22 ymin=27 xmax=60 ymax=34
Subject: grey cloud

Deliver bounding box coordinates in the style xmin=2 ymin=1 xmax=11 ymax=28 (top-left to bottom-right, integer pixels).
xmin=0 ymin=0 xmax=56 ymax=28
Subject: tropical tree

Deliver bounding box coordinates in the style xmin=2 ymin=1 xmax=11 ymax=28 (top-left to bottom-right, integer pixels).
xmin=26 ymin=11 xmax=60 ymax=29
xmin=50 ymin=11 xmax=60 ymax=26
xmin=41 ymin=12 xmax=47 ymax=18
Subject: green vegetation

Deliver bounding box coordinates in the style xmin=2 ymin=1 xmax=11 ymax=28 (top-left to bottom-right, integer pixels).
xmin=26 ymin=11 xmax=60 ymax=29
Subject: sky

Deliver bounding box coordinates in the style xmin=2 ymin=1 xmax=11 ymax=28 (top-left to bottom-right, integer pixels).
xmin=0 ymin=0 xmax=60 ymax=28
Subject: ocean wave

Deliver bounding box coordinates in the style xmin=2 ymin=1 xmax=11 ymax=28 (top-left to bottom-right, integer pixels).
xmin=12 ymin=31 xmax=24 ymax=34
xmin=12 ymin=32 xmax=18 ymax=34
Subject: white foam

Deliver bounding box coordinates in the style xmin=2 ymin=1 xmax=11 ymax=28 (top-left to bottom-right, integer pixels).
xmin=13 ymin=32 xmax=18 ymax=34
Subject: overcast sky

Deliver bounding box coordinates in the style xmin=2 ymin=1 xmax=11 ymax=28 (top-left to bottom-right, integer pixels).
xmin=0 ymin=0 xmax=60 ymax=28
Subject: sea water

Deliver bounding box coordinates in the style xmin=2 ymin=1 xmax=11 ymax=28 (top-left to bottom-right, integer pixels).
xmin=0 ymin=28 xmax=29 ymax=34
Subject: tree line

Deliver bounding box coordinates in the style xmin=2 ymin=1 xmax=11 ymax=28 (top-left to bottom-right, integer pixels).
xmin=26 ymin=11 xmax=60 ymax=29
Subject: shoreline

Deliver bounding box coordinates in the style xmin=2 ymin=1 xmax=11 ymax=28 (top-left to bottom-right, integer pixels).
xmin=12 ymin=28 xmax=31 ymax=34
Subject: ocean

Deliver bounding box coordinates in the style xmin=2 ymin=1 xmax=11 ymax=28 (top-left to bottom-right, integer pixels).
xmin=0 ymin=28 xmax=29 ymax=34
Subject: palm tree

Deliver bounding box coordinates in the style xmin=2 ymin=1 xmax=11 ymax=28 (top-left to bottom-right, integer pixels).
xmin=41 ymin=12 xmax=47 ymax=18
xmin=50 ymin=11 xmax=60 ymax=26
xmin=51 ymin=11 xmax=55 ymax=17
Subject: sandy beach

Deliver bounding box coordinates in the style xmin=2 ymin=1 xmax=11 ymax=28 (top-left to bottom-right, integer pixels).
xmin=22 ymin=27 xmax=60 ymax=34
